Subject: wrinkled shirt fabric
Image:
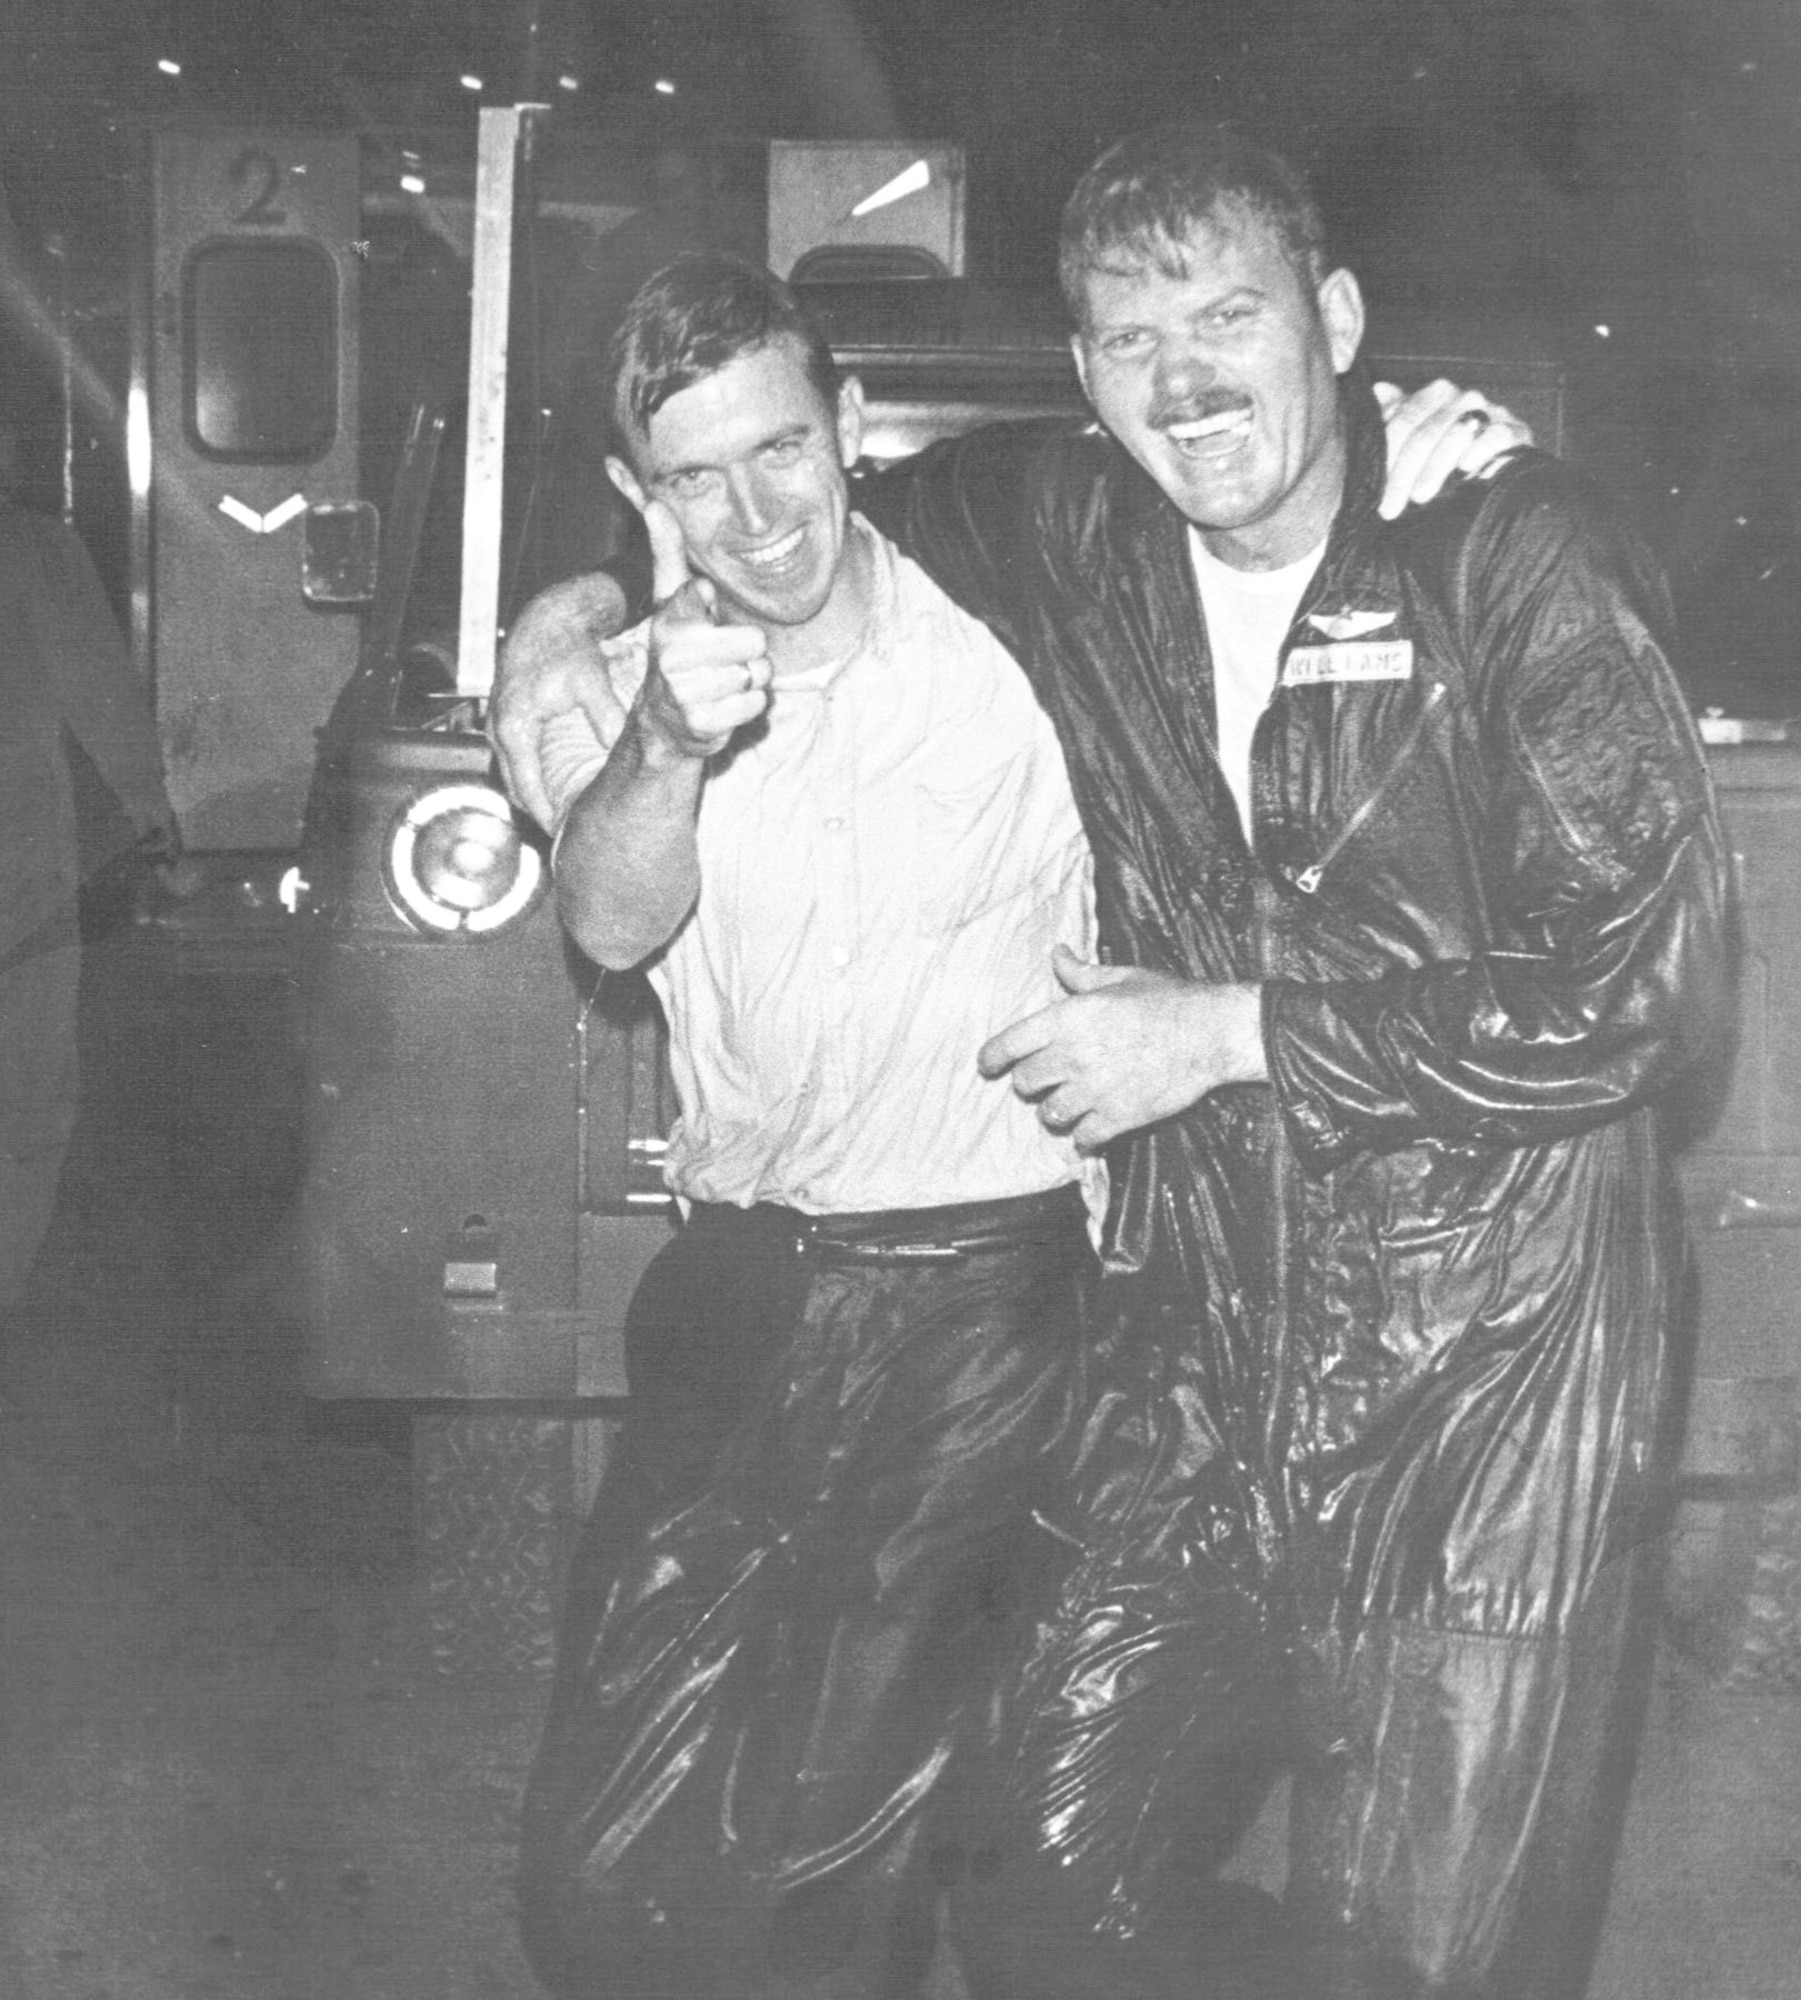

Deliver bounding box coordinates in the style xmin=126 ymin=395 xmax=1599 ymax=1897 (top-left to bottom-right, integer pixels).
xmin=857 ymin=378 xmax=1730 ymax=2000
xmin=539 ymin=518 xmax=1093 ymax=1213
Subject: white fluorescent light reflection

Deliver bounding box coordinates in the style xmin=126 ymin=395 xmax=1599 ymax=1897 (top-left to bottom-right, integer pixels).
xmin=654 ymin=78 xmax=676 ymax=96
xmin=460 ymin=74 xmax=483 ymax=92
xmin=157 ymin=58 xmax=181 ymax=76
xmin=400 ymin=173 xmax=426 ymax=194
xmin=850 ymin=158 xmax=931 ymax=219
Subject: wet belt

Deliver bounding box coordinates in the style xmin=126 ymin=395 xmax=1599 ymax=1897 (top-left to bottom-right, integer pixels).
xmin=685 ymin=1183 xmax=1086 ymax=1265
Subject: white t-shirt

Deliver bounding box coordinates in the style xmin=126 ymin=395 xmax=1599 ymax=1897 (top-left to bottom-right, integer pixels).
xmin=1188 ymin=527 xmax=1326 ymax=841
xmin=542 ymin=519 xmax=1097 ymax=1216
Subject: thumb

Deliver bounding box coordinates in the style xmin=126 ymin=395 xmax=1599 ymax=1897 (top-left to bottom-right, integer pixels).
xmin=1051 ymin=943 xmax=1129 ymax=994
xmin=643 ymin=497 xmax=714 ymax=620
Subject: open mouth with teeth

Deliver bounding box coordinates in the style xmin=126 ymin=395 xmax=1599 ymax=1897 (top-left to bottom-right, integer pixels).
xmin=735 ymin=525 xmax=809 ymax=574
xmin=1165 ymin=405 xmax=1254 ymax=457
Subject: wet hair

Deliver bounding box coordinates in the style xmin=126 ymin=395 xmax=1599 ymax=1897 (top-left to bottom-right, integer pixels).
xmin=605 ymin=254 xmax=840 ymax=460
xmin=1058 ymin=120 xmax=1332 ymax=324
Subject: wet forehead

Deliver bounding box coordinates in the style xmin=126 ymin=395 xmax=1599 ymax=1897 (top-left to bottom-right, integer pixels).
xmin=1077 ymin=206 xmax=1305 ymax=329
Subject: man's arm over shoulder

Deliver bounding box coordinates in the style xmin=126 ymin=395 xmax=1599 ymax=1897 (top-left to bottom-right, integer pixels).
xmin=855 ymin=386 xmax=1536 ymax=654
xmin=852 ymin=416 xmax=1084 ymax=651
xmin=1265 ymin=457 xmax=1731 ymax=1167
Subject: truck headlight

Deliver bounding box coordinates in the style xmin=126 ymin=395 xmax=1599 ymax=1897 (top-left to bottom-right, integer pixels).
xmin=385 ymin=783 xmax=545 ymax=935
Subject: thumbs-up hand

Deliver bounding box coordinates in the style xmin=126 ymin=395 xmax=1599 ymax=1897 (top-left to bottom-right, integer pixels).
xmin=637 ymin=498 xmax=771 ymax=760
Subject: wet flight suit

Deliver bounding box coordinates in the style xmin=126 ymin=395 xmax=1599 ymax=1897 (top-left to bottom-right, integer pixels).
xmin=855 ymin=379 xmax=1730 ymax=1999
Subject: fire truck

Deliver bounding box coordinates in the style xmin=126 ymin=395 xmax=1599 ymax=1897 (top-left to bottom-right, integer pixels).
xmin=125 ymin=110 xmax=1798 ymax=1677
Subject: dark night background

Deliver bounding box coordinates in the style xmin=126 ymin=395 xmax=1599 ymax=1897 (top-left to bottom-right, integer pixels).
xmin=0 ymin=1 xmax=1783 ymax=335
xmin=1 ymin=0 xmax=1799 ymax=708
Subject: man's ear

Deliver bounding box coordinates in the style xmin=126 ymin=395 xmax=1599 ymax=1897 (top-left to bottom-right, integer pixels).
xmin=1319 ymin=267 xmax=1365 ymax=377
xmin=836 ymin=374 xmax=866 ymax=469
xmin=605 ymin=454 xmax=647 ymax=513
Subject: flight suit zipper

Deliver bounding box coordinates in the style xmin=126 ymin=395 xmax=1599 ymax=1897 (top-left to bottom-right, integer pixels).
xmin=1292 ymin=679 xmax=1448 ymax=894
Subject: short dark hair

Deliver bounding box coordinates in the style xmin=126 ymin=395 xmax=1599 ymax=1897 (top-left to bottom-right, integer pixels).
xmin=605 ymin=254 xmax=840 ymax=458
xmin=1058 ymin=121 xmax=1331 ymax=324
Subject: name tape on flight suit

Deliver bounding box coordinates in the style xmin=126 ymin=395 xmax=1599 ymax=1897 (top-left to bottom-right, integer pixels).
xmin=1282 ymin=639 xmax=1415 ymax=686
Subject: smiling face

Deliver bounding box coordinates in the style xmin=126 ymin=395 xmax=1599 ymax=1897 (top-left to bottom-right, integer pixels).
xmin=608 ymin=333 xmax=865 ymax=635
xmin=1071 ymin=200 xmax=1364 ymax=568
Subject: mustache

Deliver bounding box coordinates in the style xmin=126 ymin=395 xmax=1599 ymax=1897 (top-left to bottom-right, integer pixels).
xmin=1149 ymin=390 xmax=1252 ymax=429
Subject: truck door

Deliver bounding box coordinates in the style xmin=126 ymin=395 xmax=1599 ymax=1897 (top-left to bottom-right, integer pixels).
xmin=146 ymin=128 xmax=361 ymax=850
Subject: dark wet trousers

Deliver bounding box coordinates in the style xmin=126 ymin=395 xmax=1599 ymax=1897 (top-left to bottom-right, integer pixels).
xmin=941 ymin=1530 xmax=1663 ymax=2000
xmin=517 ymin=1186 xmax=1091 ymax=2000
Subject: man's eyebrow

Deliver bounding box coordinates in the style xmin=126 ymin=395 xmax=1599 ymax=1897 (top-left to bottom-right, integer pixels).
xmin=655 ymin=420 xmax=815 ymax=483
xmin=1089 ymin=282 xmax=1265 ymax=332
xmin=1181 ymin=284 xmax=1264 ymax=319
xmin=753 ymin=419 xmax=815 ymax=448
xmin=652 ymin=452 xmax=718 ymax=483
